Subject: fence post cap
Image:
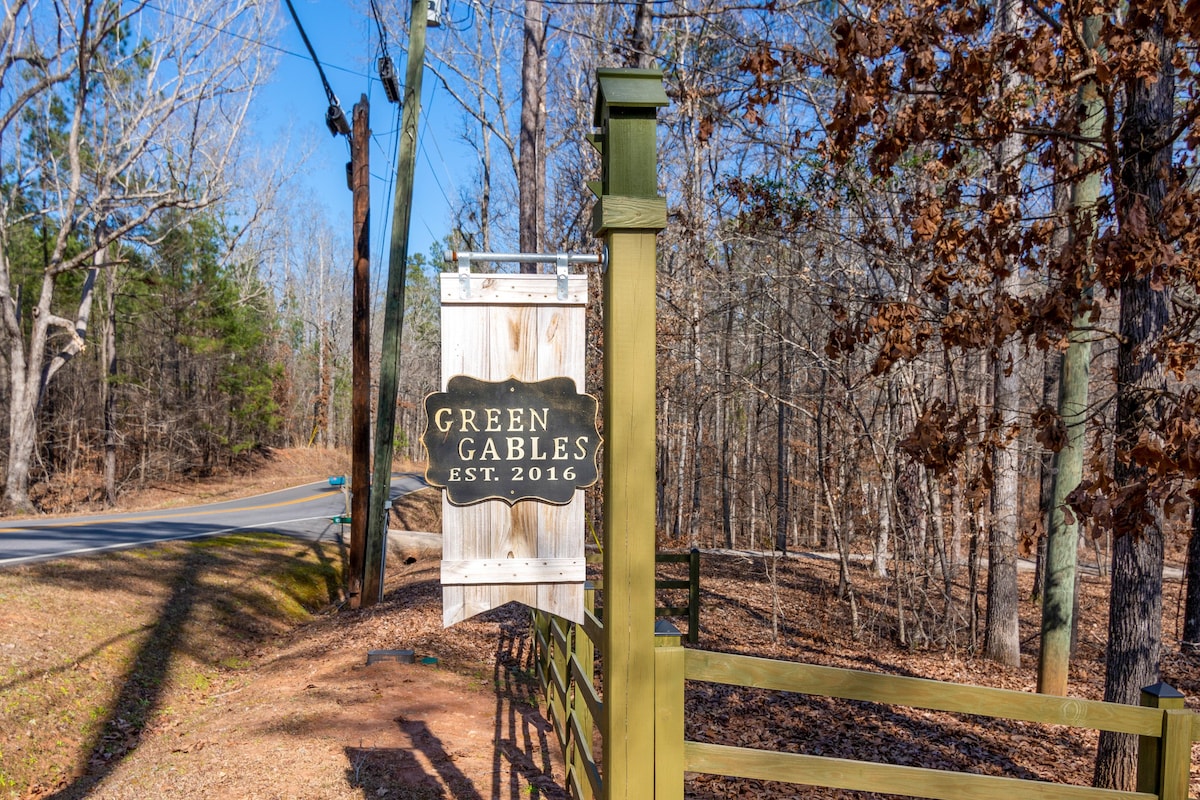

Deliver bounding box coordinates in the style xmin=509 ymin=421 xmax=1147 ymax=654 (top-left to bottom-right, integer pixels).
xmin=1140 ymin=682 xmax=1185 ymax=702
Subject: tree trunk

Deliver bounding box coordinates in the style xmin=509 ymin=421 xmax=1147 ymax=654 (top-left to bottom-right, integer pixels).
xmin=719 ymin=301 xmax=734 ymax=549
xmin=627 ymin=1 xmax=654 ymax=68
xmin=1184 ymin=503 xmax=1200 ymax=652
xmin=1179 ymin=502 xmax=1200 ymax=652
xmin=982 ymin=0 xmax=1023 ymax=668
xmin=2 ymin=255 xmax=43 ymax=511
xmin=5 ymin=249 xmax=98 ymax=510
xmin=102 ymin=264 xmax=118 ymax=506
xmin=1094 ymin=10 xmax=1174 ymax=785
xmin=1032 ymin=337 xmax=1061 ymax=605
xmin=775 ymin=336 xmax=789 ymax=554
xmin=1038 ymin=14 xmax=1102 ymax=695
xmin=518 ymin=0 xmax=546 ymax=262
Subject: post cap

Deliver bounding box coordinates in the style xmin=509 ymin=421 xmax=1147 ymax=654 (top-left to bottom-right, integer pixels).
xmin=1141 ymin=682 xmax=1185 ymax=700
xmin=593 ymin=68 xmax=669 ymax=126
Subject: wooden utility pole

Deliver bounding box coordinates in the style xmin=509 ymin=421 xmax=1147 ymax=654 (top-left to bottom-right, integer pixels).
xmin=591 ymin=68 xmax=668 ymax=800
xmin=349 ymin=95 xmax=370 ymax=607
xmin=364 ymin=0 xmax=428 ymax=607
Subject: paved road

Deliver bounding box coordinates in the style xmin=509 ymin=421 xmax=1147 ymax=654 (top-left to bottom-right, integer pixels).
xmin=0 ymin=473 xmax=427 ymax=567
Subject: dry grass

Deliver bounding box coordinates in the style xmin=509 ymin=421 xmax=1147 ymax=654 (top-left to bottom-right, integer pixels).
xmin=0 ymin=534 xmax=344 ymax=799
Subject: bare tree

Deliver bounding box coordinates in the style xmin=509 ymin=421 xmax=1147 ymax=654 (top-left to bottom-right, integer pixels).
xmin=983 ymin=0 xmax=1025 ymax=668
xmin=518 ymin=0 xmax=546 ymax=260
xmin=0 ymin=0 xmax=273 ymax=510
xmin=423 ymin=2 xmax=524 ymax=251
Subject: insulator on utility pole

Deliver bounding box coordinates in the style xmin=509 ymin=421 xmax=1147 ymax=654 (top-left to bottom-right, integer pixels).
xmin=326 ymin=101 xmax=351 ymax=136
xmin=378 ymin=56 xmax=401 ymax=104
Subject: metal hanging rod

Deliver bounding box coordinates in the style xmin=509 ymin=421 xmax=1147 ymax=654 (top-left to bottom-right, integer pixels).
xmin=450 ymin=250 xmax=605 ymax=268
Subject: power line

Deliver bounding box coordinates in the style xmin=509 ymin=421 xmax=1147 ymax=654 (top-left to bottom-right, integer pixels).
xmin=368 ymin=0 xmax=393 ymax=52
xmin=420 ymin=81 xmax=459 ymax=213
xmin=372 ymin=99 xmax=404 ymax=284
xmin=145 ymin=1 xmax=369 ymax=79
xmin=282 ymin=0 xmax=340 ymax=107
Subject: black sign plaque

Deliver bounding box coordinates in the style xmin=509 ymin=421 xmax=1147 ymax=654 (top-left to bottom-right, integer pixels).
xmin=423 ymin=376 xmax=601 ymax=506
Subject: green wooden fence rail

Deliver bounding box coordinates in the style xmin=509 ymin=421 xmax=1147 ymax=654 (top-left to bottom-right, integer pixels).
xmin=585 ymin=549 xmax=701 ymax=644
xmin=653 ymin=646 xmax=1200 ymax=800
xmin=534 ymin=585 xmax=605 ymax=800
xmin=533 ymin=578 xmax=1198 ymax=800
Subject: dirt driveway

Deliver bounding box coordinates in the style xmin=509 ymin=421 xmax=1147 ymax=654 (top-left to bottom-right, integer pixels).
xmin=79 ymin=559 xmax=568 ymax=800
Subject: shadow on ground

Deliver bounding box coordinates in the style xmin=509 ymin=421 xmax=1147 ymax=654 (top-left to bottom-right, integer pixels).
xmin=343 ymin=618 xmax=565 ymax=800
xmin=26 ymin=536 xmax=344 ymax=800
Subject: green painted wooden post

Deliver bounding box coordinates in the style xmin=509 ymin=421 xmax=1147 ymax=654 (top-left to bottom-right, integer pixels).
xmin=591 ymin=67 xmax=669 ymax=800
xmin=654 ymin=620 xmax=684 ymax=797
xmin=688 ymin=548 xmax=700 ymax=645
xmin=551 ymin=616 xmax=571 ymax=758
xmin=1135 ymin=683 xmax=1187 ymax=799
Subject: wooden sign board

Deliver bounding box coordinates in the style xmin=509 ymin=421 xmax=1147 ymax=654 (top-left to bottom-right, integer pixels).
xmin=435 ymin=273 xmax=590 ymax=626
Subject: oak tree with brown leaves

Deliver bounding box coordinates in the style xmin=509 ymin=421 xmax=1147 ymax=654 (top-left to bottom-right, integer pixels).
xmin=793 ymin=0 xmax=1200 ymax=787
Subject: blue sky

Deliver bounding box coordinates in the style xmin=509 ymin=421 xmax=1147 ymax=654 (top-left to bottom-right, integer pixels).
xmin=255 ymin=0 xmax=464 ymax=272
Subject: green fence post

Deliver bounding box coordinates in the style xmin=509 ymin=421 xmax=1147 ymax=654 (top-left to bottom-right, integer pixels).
xmin=551 ymin=616 xmax=571 ymax=747
xmin=532 ymin=610 xmax=548 ymax=687
xmin=688 ymin=548 xmax=700 ymax=645
xmin=655 ymin=620 xmax=685 ymax=798
xmin=592 ymin=67 xmax=669 ymax=800
xmin=1135 ymin=682 xmax=1187 ymax=799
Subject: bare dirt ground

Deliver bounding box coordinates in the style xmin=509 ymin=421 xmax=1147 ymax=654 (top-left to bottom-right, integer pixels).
xmin=2 ymin=447 xmax=1199 ymax=799
xmin=68 ymin=562 xmax=568 ymax=800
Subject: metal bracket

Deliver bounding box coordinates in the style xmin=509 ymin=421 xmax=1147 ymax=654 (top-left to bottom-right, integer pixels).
xmin=556 ymin=253 xmax=569 ymax=301
xmin=458 ymin=253 xmax=472 ymax=299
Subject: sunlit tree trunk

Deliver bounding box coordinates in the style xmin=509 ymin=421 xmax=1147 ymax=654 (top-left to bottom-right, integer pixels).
xmin=1038 ymin=14 xmax=1103 ymax=696
xmin=983 ymin=0 xmax=1024 ymax=667
xmin=518 ymin=0 xmax=546 ymax=261
xmin=102 ymin=259 xmax=118 ymax=506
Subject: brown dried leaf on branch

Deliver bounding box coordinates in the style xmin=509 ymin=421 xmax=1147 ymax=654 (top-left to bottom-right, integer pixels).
xmin=900 ymin=399 xmax=970 ymax=473
xmin=1033 ymin=405 xmax=1068 ymax=452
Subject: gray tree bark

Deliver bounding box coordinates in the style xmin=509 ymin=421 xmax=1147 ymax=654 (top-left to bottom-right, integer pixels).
xmin=983 ymin=0 xmax=1024 ymax=667
xmin=518 ymin=0 xmax=546 ymax=263
xmin=1184 ymin=504 xmax=1200 ymax=652
xmin=1094 ymin=6 xmax=1174 ymax=786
